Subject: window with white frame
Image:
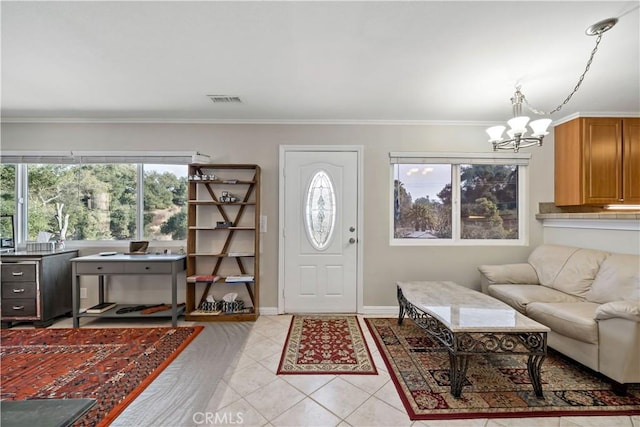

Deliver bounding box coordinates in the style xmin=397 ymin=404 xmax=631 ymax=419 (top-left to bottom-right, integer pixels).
xmin=390 ymin=152 xmax=530 ymax=245
xmin=0 ymin=151 xmax=203 ymax=245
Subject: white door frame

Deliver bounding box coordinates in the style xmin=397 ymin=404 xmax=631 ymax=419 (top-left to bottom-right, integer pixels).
xmin=278 ymin=145 xmax=364 ymax=314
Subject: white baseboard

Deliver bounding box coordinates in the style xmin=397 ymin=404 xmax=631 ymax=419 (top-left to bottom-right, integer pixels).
xmin=259 ymin=307 xmax=279 ymax=316
xmin=259 ymin=306 xmax=398 ymax=316
xmin=360 ymin=306 xmax=398 ymax=316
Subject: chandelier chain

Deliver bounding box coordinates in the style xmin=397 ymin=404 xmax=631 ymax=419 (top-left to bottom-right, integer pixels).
xmin=523 ymin=33 xmax=603 ymax=116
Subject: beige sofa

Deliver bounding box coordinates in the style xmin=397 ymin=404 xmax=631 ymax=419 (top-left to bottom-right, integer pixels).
xmin=478 ymin=244 xmax=640 ymax=393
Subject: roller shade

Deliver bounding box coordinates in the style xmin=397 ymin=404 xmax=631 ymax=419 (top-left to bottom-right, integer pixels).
xmin=389 ymin=152 xmax=530 ymax=165
xmin=1 ymin=151 xmax=210 ymax=164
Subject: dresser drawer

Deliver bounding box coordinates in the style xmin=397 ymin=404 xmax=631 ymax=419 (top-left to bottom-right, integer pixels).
xmin=1 ymin=263 xmax=37 ymax=282
xmin=2 ymin=282 xmax=37 ymax=299
xmin=75 ymin=262 xmax=124 ymax=275
xmin=1 ymin=299 xmax=37 ymax=317
xmin=124 ymin=262 xmax=172 ymax=274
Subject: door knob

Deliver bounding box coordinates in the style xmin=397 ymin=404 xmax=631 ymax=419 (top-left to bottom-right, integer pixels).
xmin=349 ymin=226 xmax=356 ymax=232
xmin=349 ymin=237 xmax=357 ymax=244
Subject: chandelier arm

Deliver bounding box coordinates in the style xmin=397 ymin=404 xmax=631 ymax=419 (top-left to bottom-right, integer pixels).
xmin=522 ymin=33 xmax=603 ymax=116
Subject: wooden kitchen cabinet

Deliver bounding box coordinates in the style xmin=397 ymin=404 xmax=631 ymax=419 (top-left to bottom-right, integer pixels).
xmin=554 ymin=117 xmax=640 ymax=206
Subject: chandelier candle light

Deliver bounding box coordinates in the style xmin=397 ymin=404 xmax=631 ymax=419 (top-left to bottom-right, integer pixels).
xmin=488 ymin=17 xmax=619 ymax=152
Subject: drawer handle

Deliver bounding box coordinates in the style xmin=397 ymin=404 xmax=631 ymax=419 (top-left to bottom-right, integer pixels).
xmin=96 ymin=267 xmax=103 ymax=270
xmin=12 ymin=305 xmax=25 ymax=310
xmin=12 ymin=288 xmax=25 ymax=293
xmin=145 ymin=266 xmax=150 ymax=270
xmin=11 ymin=272 xmax=24 ymax=276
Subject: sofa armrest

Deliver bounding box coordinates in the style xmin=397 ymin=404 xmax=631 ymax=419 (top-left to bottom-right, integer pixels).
xmin=478 ymin=263 xmax=539 ymax=285
xmin=595 ymin=301 xmax=640 ymax=322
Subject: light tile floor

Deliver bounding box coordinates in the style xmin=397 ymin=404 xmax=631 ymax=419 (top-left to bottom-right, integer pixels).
xmin=30 ymin=314 xmax=640 ymax=427
xmin=211 ymin=315 xmax=639 ymax=427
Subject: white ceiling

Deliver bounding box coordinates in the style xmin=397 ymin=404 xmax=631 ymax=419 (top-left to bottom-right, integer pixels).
xmin=2 ymin=1 xmax=639 ymax=124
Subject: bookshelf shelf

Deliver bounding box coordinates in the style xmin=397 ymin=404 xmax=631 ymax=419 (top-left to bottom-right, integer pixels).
xmin=185 ymin=164 xmax=260 ymax=322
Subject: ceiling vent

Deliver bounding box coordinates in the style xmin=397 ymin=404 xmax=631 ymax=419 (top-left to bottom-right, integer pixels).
xmin=207 ymin=95 xmax=243 ymax=104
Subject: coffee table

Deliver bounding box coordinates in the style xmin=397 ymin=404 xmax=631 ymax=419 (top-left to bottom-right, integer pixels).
xmin=397 ymin=281 xmax=549 ymax=398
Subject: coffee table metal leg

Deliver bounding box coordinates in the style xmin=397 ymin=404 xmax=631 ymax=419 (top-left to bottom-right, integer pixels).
xmin=448 ymin=353 xmax=469 ymax=398
xmin=398 ymin=302 xmax=405 ymax=325
xmin=397 ymin=287 xmax=406 ymax=325
xmin=527 ymin=354 xmax=546 ymax=398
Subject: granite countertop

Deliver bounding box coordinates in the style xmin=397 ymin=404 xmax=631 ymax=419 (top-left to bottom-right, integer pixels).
xmin=535 ymin=212 xmax=640 ymax=220
xmin=535 ymin=202 xmax=640 ymax=220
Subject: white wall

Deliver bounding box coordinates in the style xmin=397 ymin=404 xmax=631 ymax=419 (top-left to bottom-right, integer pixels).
xmin=2 ymin=122 xmax=557 ymax=310
xmin=542 ymin=221 xmax=640 ymax=255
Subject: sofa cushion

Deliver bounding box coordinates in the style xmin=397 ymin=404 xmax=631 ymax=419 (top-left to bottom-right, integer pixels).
xmin=585 ymin=253 xmax=640 ymax=304
xmin=528 ymin=245 xmax=579 ymax=288
xmin=477 ymin=263 xmax=539 ymax=284
xmin=526 ymin=302 xmax=599 ymax=344
xmin=487 ymin=284 xmax=582 ymax=314
xmin=595 ymin=301 xmax=640 ymax=322
xmin=528 ymin=245 xmax=608 ymax=298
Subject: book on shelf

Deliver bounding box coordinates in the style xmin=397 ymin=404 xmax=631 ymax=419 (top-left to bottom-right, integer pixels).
xmin=86 ymin=302 xmax=117 ymax=314
xmin=227 ymin=252 xmax=254 ymax=257
xmin=189 ymin=309 xmax=222 ymax=316
xmin=187 ymin=275 xmax=221 ymax=283
xmin=225 ymin=275 xmax=254 ymax=283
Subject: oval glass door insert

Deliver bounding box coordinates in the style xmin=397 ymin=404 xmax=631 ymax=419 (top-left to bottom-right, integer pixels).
xmin=305 ymin=170 xmax=336 ymax=250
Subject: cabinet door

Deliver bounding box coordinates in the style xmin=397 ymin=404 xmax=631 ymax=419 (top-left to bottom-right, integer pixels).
xmin=583 ymin=118 xmax=623 ymax=204
xmin=623 ymin=118 xmax=640 ymax=203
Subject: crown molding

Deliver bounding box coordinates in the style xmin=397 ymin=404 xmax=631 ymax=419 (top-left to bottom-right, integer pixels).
xmin=3 ymin=112 xmax=637 ymax=126
xmin=1 ymin=117 xmax=496 ymax=127
xmin=553 ymin=111 xmax=640 ymax=126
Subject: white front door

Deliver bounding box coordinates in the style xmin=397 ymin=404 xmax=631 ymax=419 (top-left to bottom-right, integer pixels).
xmin=280 ymin=148 xmax=361 ymax=313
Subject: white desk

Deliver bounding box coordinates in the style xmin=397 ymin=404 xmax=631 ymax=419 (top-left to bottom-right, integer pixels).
xmin=71 ymin=254 xmax=186 ymax=327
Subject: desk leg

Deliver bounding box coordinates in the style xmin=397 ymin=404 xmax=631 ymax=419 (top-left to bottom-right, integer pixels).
xmin=72 ymin=264 xmax=79 ymax=328
xmin=171 ymin=267 xmax=178 ymax=327
xmin=98 ymin=275 xmax=105 ymax=304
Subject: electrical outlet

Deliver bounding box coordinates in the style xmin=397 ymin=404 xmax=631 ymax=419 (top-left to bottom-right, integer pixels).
xmin=80 ymin=288 xmax=87 ymax=299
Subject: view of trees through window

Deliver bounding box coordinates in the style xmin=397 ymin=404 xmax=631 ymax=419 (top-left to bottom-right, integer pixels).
xmin=394 ymin=163 xmax=519 ymax=240
xmin=0 ymin=165 xmax=16 ymax=218
xmin=0 ymin=163 xmax=187 ymax=242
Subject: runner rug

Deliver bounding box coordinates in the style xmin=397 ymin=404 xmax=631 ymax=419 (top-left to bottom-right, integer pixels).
xmin=1 ymin=326 xmax=203 ymax=427
xmin=277 ymin=315 xmax=377 ymax=374
xmin=365 ymin=318 xmax=640 ymax=420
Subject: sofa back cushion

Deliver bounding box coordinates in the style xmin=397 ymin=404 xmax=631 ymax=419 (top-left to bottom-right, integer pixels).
xmin=585 ymin=253 xmax=640 ymax=304
xmin=528 ymin=245 xmax=608 ymax=298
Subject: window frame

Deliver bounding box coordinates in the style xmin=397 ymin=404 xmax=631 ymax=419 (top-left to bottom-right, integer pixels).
xmin=389 ymin=152 xmax=531 ymax=247
xmin=2 ymin=151 xmax=204 ymax=247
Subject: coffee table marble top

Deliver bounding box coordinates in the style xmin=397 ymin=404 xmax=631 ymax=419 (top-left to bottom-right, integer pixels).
xmin=397 ymin=281 xmax=549 ymax=333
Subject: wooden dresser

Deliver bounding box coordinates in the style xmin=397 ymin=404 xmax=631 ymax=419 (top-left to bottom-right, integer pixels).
xmin=1 ymin=249 xmax=78 ymax=328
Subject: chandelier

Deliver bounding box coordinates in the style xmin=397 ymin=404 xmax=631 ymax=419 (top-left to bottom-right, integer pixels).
xmin=487 ymin=17 xmax=619 ymax=152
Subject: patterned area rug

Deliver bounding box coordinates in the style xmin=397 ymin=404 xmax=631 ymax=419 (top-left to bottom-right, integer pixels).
xmin=1 ymin=326 xmax=203 ymax=426
xmin=365 ymin=318 xmax=640 ymax=420
xmin=277 ymin=315 xmax=377 ymax=374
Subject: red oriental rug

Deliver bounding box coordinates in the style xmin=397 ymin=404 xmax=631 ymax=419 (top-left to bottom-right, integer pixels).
xmin=277 ymin=315 xmax=377 ymax=375
xmin=365 ymin=318 xmax=640 ymax=420
xmin=1 ymin=326 xmax=202 ymax=426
